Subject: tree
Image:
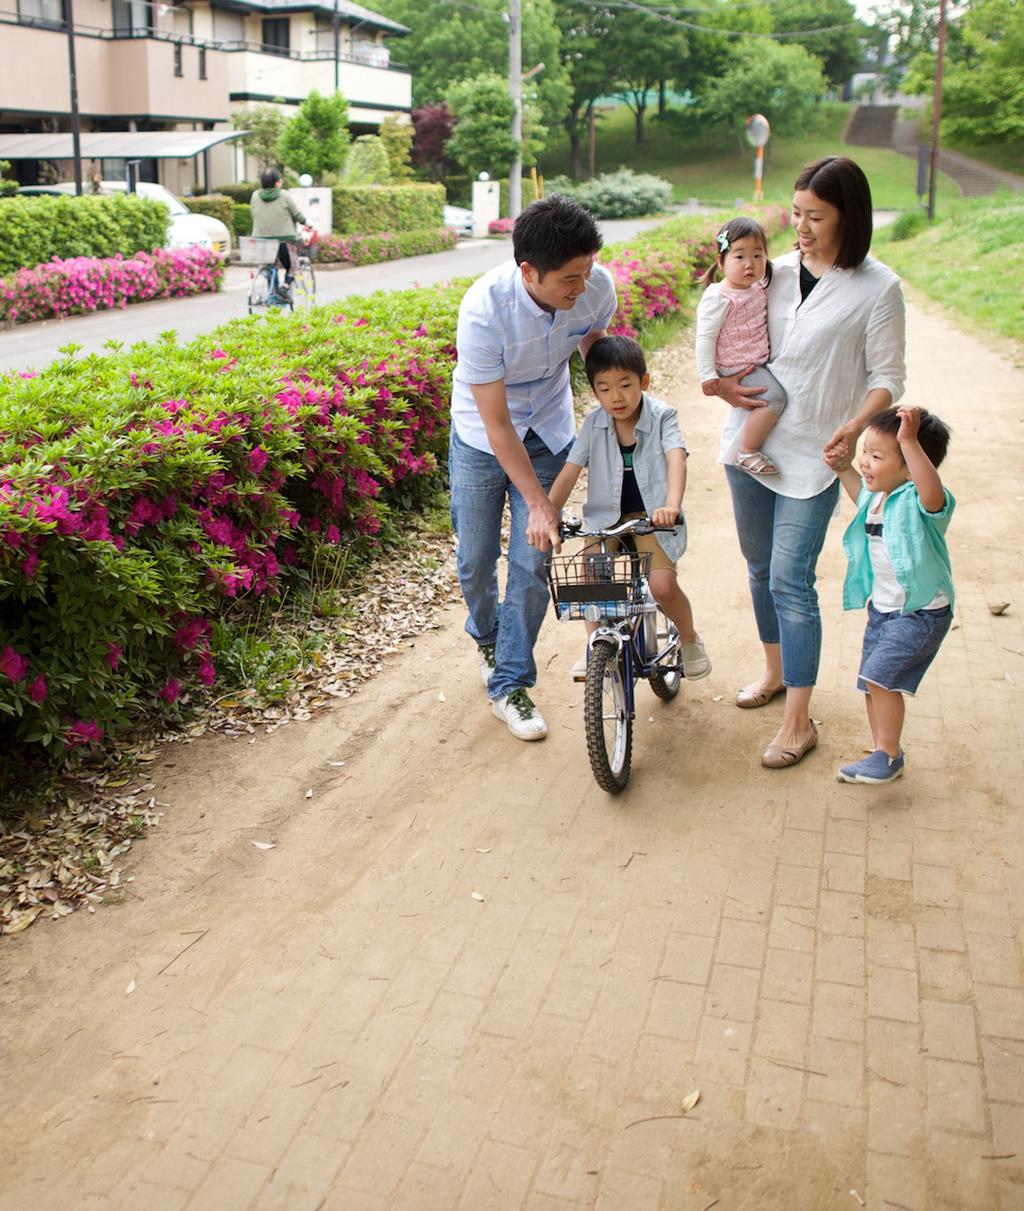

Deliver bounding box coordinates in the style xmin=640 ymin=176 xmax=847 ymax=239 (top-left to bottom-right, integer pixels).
xmin=277 ymin=90 xmax=351 ymax=183
xmin=344 ymin=135 xmax=392 ymax=184
xmin=411 ymin=103 xmax=457 ymax=179
xmin=698 ymin=39 xmax=828 ymax=136
xmin=378 ymin=114 xmax=414 ymax=181
xmin=445 ymin=73 xmax=518 ymax=177
xmin=768 ymin=0 xmax=865 ymax=91
xmin=608 ymin=6 xmax=689 ymax=144
xmin=232 ymin=102 xmax=288 ymax=172
xmin=555 ymin=0 xmax=618 ymax=177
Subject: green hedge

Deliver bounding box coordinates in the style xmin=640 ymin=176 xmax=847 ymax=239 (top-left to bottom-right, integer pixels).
xmin=0 ymin=195 xmax=170 ymax=276
xmin=331 ymin=183 xmax=445 ymax=235
xmin=181 ymin=194 xmax=235 ymax=234
xmin=317 ymin=225 xmax=457 ymax=265
xmin=233 ymin=202 xmax=252 ymax=239
xmin=213 ymin=181 xmax=259 ymax=204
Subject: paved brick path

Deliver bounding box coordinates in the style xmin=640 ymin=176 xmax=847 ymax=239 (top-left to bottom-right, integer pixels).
xmin=1 ymin=293 xmax=1022 ymax=1210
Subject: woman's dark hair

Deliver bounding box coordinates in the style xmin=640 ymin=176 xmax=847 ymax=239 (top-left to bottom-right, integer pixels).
xmin=584 ymin=335 xmax=648 ymax=386
xmin=794 ymin=156 xmax=873 ymax=269
xmin=513 ymin=194 xmax=602 ymax=276
xmin=867 ymin=407 xmax=951 ymax=468
xmin=260 ymin=167 xmax=282 ymax=189
xmin=700 ymin=216 xmax=772 ymax=287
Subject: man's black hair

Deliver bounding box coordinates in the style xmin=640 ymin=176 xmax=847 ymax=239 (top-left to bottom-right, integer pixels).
xmin=584 ymin=335 xmax=647 ymax=387
xmin=512 ymin=194 xmax=602 ymax=276
xmin=260 ymin=167 xmax=282 ymax=189
xmin=867 ymin=407 xmax=951 ymax=469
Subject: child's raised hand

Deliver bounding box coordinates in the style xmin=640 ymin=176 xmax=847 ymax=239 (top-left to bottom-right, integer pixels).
xmin=896 ymin=405 xmax=922 ymax=444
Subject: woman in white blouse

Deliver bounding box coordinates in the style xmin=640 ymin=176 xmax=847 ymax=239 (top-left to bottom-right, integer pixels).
xmin=717 ymin=156 xmax=906 ymax=769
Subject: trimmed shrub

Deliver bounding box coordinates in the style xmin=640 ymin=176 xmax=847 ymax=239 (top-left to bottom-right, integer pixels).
xmin=488 ymin=217 xmax=514 ymax=235
xmin=890 ymin=210 xmax=928 ymax=242
xmin=0 ymin=195 xmax=170 ymax=276
xmin=317 ymin=226 xmax=457 ymax=266
xmin=181 ymin=193 xmax=235 ymax=234
xmin=331 ymin=183 xmax=444 ymax=235
xmin=0 ymin=207 xmax=787 ymax=756
xmin=344 ymin=136 xmax=391 ymax=186
xmin=233 ymin=203 xmax=253 ymax=239
xmin=0 ymin=248 xmax=224 ymax=325
xmin=0 ymin=180 xmax=18 ymax=199
xmin=548 ymin=169 xmax=672 ymax=219
xmin=213 ymin=181 xmax=260 ymax=204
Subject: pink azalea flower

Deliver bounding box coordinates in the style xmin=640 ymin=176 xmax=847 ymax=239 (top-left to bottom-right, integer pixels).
xmin=0 ymin=645 xmax=29 ymax=682
xmin=159 ymin=678 xmax=181 ymax=704
xmin=28 ymin=674 xmax=47 ymax=704
xmin=248 ymin=447 xmax=269 ymax=475
xmin=106 ymin=642 xmax=122 ymax=670
xmin=67 ymin=719 xmax=103 ymax=747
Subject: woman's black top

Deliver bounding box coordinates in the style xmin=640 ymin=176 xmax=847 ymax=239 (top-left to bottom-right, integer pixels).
xmin=799 ymin=261 xmax=820 ymax=302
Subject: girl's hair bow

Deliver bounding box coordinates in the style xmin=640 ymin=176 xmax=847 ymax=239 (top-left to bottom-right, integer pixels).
xmin=716 ymin=231 xmax=730 ymax=254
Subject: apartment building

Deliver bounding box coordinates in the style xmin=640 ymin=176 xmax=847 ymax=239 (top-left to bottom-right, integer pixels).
xmin=0 ymin=0 xmax=411 ymax=190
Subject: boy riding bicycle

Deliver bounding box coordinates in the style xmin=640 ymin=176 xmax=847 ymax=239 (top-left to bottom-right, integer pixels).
xmin=547 ymin=336 xmax=711 ymax=681
xmin=249 ymin=168 xmax=306 ymax=304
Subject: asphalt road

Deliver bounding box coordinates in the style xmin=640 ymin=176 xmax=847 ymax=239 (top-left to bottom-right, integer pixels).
xmin=0 ymin=217 xmax=667 ymax=374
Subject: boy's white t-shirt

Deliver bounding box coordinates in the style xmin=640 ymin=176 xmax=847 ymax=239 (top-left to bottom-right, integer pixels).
xmin=866 ymin=494 xmax=949 ymax=613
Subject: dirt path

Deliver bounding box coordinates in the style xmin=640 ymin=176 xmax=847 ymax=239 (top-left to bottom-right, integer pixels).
xmin=2 ymin=292 xmax=1023 ymax=1211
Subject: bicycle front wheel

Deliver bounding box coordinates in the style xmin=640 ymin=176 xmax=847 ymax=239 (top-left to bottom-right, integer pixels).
xmin=584 ymin=638 xmax=632 ymax=794
xmin=293 ymin=259 xmax=316 ymax=309
xmin=248 ymin=267 xmax=273 ymax=315
xmin=648 ymin=611 xmax=681 ymax=701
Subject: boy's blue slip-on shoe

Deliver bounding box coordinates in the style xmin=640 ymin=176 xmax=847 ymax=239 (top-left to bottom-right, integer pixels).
xmin=837 ymin=749 xmax=905 ymax=784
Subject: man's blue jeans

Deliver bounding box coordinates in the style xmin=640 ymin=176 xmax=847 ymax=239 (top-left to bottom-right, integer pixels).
xmin=725 ymin=466 xmax=840 ymax=688
xmin=448 ymin=428 xmax=570 ymax=700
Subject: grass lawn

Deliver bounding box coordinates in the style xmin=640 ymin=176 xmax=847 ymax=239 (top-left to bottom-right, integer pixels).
xmin=874 ymin=192 xmax=1024 ymax=348
xmin=540 ymin=103 xmax=961 ymax=211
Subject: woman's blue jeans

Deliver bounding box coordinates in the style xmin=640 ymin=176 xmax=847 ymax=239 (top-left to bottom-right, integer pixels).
xmin=448 ymin=428 xmax=570 ymax=700
xmin=725 ymin=466 xmax=840 ymax=688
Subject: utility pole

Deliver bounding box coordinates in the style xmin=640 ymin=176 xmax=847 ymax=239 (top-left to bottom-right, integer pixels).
xmin=927 ymin=0 xmax=947 ymax=222
xmin=333 ymin=0 xmax=340 ymax=93
xmin=65 ymin=0 xmax=83 ymax=195
xmin=508 ymin=0 xmax=522 ymax=218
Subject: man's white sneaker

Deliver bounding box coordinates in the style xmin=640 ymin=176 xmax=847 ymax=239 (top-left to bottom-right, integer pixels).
xmin=570 ymin=651 xmax=589 ymax=682
xmin=491 ymin=688 xmax=548 ymax=741
xmin=478 ymin=643 xmax=496 ymax=688
xmin=681 ymin=635 xmax=712 ymax=680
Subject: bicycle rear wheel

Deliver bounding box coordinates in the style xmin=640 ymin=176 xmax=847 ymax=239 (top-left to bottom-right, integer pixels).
xmin=584 ymin=639 xmax=632 ymax=794
xmin=648 ymin=611 xmax=682 ymax=701
xmin=248 ymin=267 xmax=274 ymax=315
xmin=293 ymin=259 xmax=316 ymax=309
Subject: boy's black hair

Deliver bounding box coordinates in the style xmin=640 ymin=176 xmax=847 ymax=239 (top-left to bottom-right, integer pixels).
xmin=513 ymin=194 xmax=602 ymax=276
xmin=260 ymin=167 xmax=282 ymax=189
xmin=867 ymin=407 xmax=951 ymax=469
xmin=584 ymin=335 xmax=647 ymax=387
xmin=793 ymin=156 xmax=873 ymax=269
xmin=701 ymin=216 xmax=773 ymax=287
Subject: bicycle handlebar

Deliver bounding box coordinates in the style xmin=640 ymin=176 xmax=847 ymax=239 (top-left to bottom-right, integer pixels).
xmin=558 ymin=513 xmax=685 ymax=540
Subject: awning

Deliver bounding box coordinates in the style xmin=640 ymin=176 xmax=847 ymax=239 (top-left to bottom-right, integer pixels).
xmin=0 ymin=130 xmax=249 ymax=160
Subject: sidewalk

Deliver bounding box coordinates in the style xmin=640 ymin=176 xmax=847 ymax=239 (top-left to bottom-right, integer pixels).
xmin=1 ymin=293 xmax=1022 ymax=1210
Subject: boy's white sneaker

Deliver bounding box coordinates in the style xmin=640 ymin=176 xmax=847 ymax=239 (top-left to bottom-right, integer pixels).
xmin=491 ymin=688 xmax=548 ymax=741
xmin=478 ymin=643 xmax=496 ymax=688
xmin=681 ymin=635 xmax=712 ymax=680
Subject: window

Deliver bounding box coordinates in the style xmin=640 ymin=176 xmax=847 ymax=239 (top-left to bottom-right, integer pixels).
xmin=17 ymin=0 xmax=65 ymax=27
xmin=212 ymin=8 xmax=243 ymax=44
xmin=113 ymin=0 xmax=153 ymax=34
xmin=261 ymin=17 xmax=290 ymax=55
xmin=199 ymin=47 xmax=207 ymax=79
xmin=174 ymin=42 xmax=182 ymax=76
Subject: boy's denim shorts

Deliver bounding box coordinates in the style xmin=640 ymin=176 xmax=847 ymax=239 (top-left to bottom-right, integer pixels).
xmin=857 ymin=601 xmax=952 ymax=697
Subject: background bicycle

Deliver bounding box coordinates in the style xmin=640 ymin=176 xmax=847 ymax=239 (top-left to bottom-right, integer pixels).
xmin=238 ymin=228 xmax=317 ymax=315
xmin=547 ymin=514 xmax=685 ymax=794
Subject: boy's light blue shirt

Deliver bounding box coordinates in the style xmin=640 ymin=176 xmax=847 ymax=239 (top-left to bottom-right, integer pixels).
xmin=842 ymin=479 xmax=956 ymax=614
xmin=567 ymin=393 xmax=689 ymax=562
xmin=452 ymin=260 xmax=618 ymax=456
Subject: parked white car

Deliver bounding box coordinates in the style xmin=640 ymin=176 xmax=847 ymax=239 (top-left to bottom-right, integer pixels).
xmin=443 ymin=204 xmax=475 ymax=239
xmin=16 ymin=181 xmax=231 ymax=257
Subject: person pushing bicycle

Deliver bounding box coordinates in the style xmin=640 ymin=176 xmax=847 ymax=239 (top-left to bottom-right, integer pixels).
xmin=249 ymin=167 xmax=306 ymax=305
xmin=547 ymin=335 xmax=711 ymax=683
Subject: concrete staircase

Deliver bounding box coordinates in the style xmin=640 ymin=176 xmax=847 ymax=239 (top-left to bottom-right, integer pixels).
xmin=844 ymin=103 xmax=1024 ymax=198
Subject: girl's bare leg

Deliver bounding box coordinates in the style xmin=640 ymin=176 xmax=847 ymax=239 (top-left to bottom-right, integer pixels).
xmin=740 ymin=406 xmax=782 ymax=453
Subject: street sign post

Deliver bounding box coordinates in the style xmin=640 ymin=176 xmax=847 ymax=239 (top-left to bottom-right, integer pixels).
xmin=744 ymin=113 xmax=771 ymax=203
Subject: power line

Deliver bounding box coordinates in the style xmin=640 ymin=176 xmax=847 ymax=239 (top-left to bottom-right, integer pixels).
xmin=572 ymin=0 xmax=864 ymax=39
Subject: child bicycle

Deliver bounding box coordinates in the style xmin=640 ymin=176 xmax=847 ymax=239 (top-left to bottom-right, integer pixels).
xmin=239 ymin=228 xmax=318 ymax=315
xmin=547 ymin=513 xmax=685 ymax=794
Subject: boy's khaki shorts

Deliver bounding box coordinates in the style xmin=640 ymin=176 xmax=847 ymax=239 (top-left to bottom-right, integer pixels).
xmin=606 ymin=511 xmax=676 ymax=573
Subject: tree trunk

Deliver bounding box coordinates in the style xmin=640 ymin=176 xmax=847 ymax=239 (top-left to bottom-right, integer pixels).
xmin=570 ymin=132 xmax=582 ymax=181
xmin=635 ymin=104 xmax=645 ymax=144
xmin=658 ymin=80 xmax=666 ymax=116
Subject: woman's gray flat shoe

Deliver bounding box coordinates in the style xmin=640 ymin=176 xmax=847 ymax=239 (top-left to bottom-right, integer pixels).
xmin=736 ymin=685 xmax=785 ymax=709
xmin=761 ymin=723 xmax=818 ymax=768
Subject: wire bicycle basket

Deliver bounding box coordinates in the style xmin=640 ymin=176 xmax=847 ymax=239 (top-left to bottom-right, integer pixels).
xmin=547 ymin=549 xmax=651 ymax=622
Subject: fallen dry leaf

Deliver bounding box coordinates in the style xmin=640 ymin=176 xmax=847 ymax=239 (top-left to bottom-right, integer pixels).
xmin=471 ymin=891 xmax=485 ymax=902
xmin=438 ymin=690 xmax=447 ymax=702
xmin=305 ymin=788 xmax=314 ymax=799
xmin=989 ymin=601 xmax=1011 ymax=616
xmin=680 ymin=1089 xmax=701 ymax=1113
xmin=126 ymin=979 xmax=136 ymax=995
xmin=251 ymin=840 xmax=276 ymax=851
